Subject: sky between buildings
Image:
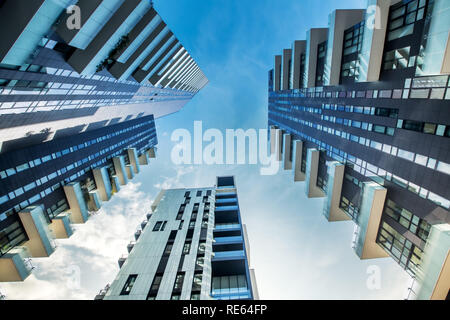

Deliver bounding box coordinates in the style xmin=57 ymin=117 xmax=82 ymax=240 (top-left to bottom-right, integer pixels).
xmin=1 ymin=0 xmax=413 ymax=299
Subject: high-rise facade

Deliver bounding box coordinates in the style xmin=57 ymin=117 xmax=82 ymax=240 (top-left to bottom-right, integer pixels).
xmin=97 ymin=176 xmax=258 ymax=300
xmin=0 ymin=114 xmax=157 ymax=282
xmin=268 ymin=0 xmax=449 ymax=300
xmin=0 ymin=0 xmax=207 ymax=145
xmin=0 ymin=0 xmax=207 ymax=283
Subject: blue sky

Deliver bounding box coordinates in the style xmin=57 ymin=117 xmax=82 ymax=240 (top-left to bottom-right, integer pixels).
xmin=1 ymin=0 xmax=413 ymax=299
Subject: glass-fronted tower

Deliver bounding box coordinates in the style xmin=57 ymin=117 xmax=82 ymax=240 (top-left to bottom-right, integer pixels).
xmin=268 ymin=0 xmax=449 ymax=300
xmin=0 ymin=0 xmax=207 ymax=145
xmin=98 ymin=176 xmax=258 ymax=300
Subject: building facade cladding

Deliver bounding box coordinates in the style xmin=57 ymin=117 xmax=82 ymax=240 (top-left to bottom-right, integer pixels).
xmin=0 ymin=114 xmax=157 ymax=282
xmin=269 ymin=0 xmax=449 ymax=300
xmin=0 ymin=0 xmax=207 ymax=145
xmin=101 ymin=176 xmax=257 ymax=300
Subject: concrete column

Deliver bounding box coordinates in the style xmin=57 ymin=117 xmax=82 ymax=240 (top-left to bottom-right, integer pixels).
xmin=325 ymin=9 xmax=365 ymax=85
xmin=293 ymin=140 xmax=306 ymax=182
xmin=283 ymin=133 xmax=292 ymax=170
xmin=126 ymin=165 xmax=135 ymax=180
xmin=113 ymin=156 xmax=129 ymax=185
xmin=0 ymin=247 xmax=32 ymax=282
xmin=275 ymin=129 xmax=283 ymax=161
xmin=63 ymin=182 xmax=89 ymax=224
xmin=19 ymin=206 xmax=55 ymax=257
xmin=49 ymin=213 xmax=73 ymax=239
xmin=323 ymin=162 xmax=351 ymax=222
xmin=274 ymin=55 xmax=282 ymax=91
xmin=138 ymin=153 xmax=149 ymax=165
xmin=291 ymin=40 xmax=307 ymax=89
xmin=282 ymin=49 xmax=292 ymax=90
xmin=305 ymin=28 xmax=328 ymax=88
xmin=353 ymin=182 xmax=389 ymax=259
xmin=305 ymin=148 xmax=326 ymax=198
xmin=127 ymin=148 xmax=140 ymax=174
xmin=93 ymin=167 xmax=112 ymax=201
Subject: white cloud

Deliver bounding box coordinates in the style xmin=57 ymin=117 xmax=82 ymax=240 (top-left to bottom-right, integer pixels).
xmin=2 ymin=182 xmax=152 ymax=300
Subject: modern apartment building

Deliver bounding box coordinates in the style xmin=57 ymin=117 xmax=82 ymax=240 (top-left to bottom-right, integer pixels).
xmin=0 ymin=0 xmax=207 ymax=145
xmin=268 ymin=0 xmax=449 ymax=300
xmin=97 ymin=176 xmax=258 ymax=300
xmin=0 ymin=0 xmax=207 ymax=283
xmin=0 ymin=114 xmax=157 ymax=282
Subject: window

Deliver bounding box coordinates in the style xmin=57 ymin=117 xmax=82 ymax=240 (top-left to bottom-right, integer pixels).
xmin=163 ymin=243 xmax=173 ymax=256
xmin=383 ymin=47 xmax=410 ymax=70
xmin=179 ymin=220 xmax=184 ymax=230
xmin=192 ymin=272 xmax=203 ymax=291
xmin=153 ymin=221 xmax=167 ymax=231
xmin=387 ymin=0 xmax=426 ymax=41
xmin=196 ymin=190 xmax=202 ymax=197
xmin=153 ymin=221 xmax=162 ymax=231
xmin=183 ymin=242 xmax=191 ymax=254
xmin=120 ymin=274 xmax=138 ymax=295
xmin=191 ymin=293 xmax=200 ymax=300
xmin=147 ymin=274 xmax=163 ymax=299
xmin=173 ymin=272 xmax=185 ymax=291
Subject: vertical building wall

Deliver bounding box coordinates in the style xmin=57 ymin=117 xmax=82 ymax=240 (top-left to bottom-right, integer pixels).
xmin=103 ymin=177 xmax=256 ymax=300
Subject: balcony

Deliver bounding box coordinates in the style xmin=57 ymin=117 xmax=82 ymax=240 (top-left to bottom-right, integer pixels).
xmin=92 ymin=167 xmax=112 ymax=202
xmin=118 ymin=254 xmax=128 ymax=268
xmin=215 ymin=223 xmax=241 ymax=231
xmin=305 ymin=148 xmax=326 ymax=198
xmin=63 ymin=182 xmax=89 ymax=224
xmin=141 ymin=220 xmax=148 ymax=230
xmin=214 ymin=236 xmax=243 ymax=245
xmin=216 ymin=198 xmax=237 ymax=204
xmin=49 ymin=213 xmax=73 ymax=239
xmin=0 ymin=247 xmax=33 ymax=282
xmin=415 ymin=223 xmax=450 ymax=300
xmin=134 ymin=229 xmax=142 ymax=241
xmin=126 ymin=240 xmax=136 ymax=253
xmin=213 ymin=250 xmax=245 ymax=261
xmin=293 ymin=140 xmax=306 ymax=182
xmin=353 ymin=181 xmax=389 ymax=259
xmin=322 ymin=162 xmax=351 ymax=222
xmin=215 ymin=205 xmax=238 ymax=212
xmin=18 ymin=206 xmax=56 ymax=257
